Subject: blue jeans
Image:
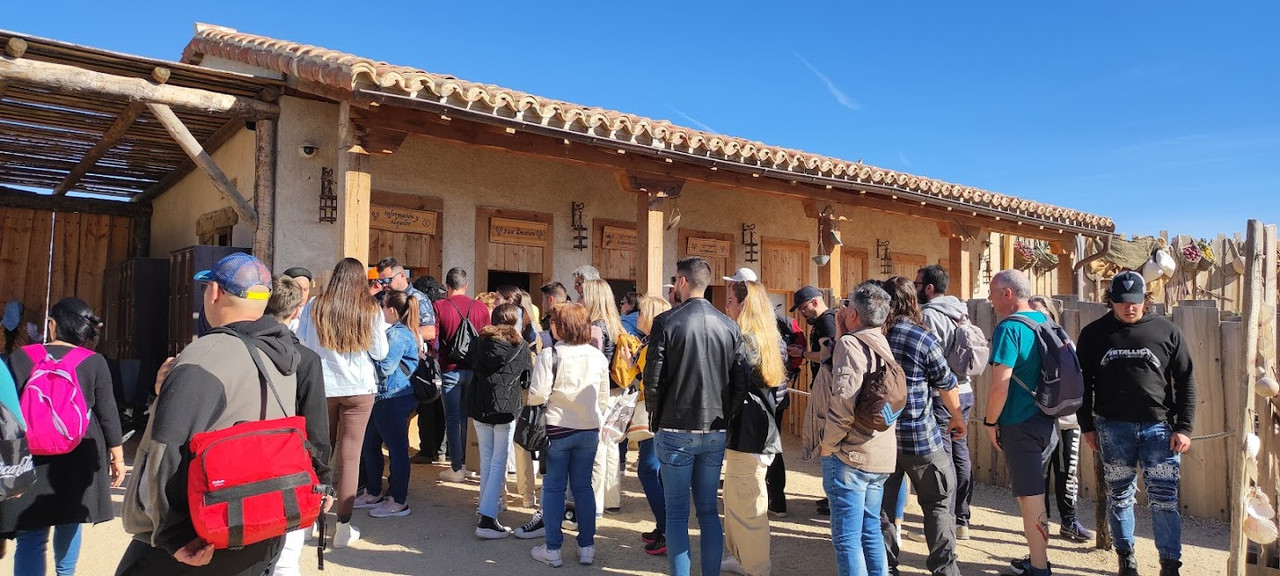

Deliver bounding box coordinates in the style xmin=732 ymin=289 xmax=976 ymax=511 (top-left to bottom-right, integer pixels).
xmin=823 ymin=456 xmax=889 ymax=576
xmin=637 ymin=438 xmax=666 ymax=530
xmin=542 ymin=429 xmax=598 ymax=551
xmin=361 ymin=393 xmax=417 ymax=503
xmin=1096 ymin=417 xmax=1182 ymax=561
xmin=474 ymin=420 xmax=513 ymax=518
xmin=441 ymin=369 xmax=472 ymax=472
xmin=656 ymin=429 xmax=726 ymax=576
xmin=15 ymin=524 xmax=82 ymax=576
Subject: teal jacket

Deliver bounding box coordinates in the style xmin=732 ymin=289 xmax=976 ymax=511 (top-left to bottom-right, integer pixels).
xmin=0 ymin=360 xmax=24 ymax=427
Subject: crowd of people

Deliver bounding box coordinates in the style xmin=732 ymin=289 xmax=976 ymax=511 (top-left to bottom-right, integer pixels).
xmin=0 ymin=251 xmax=1197 ymax=576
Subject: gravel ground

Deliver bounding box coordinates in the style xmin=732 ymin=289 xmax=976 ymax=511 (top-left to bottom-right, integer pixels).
xmin=0 ymin=433 xmax=1227 ymax=575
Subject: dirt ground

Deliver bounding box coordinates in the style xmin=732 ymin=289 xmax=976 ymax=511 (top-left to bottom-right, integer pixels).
xmin=0 ymin=433 xmax=1228 ymax=575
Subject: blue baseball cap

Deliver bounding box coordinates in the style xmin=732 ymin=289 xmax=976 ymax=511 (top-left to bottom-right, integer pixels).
xmin=2 ymin=301 xmax=22 ymax=331
xmin=194 ymin=252 xmax=272 ymax=300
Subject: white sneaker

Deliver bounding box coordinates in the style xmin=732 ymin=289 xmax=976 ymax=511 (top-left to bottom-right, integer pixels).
xmin=369 ymin=499 xmax=411 ymax=518
xmin=561 ymin=519 xmax=578 ymax=531
xmin=439 ymin=468 xmax=468 ymax=483
xmin=578 ymin=545 xmax=595 ymax=565
xmin=465 ymin=470 xmax=481 ymax=483
xmin=721 ymin=554 xmax=747 ymax=575
xmin=353 ymin=491 xmax=384 ymax=509
xmin=333 ymin=521 xmax=360 ymax=549
xmin=531 ymin=544 xmax=563 ymax=567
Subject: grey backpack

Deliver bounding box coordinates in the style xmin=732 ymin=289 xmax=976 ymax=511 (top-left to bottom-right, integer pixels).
xmin=946 ymin=315 xmax=990 ymax=378
xmin=1002 ymin=315 xmax=1084 ymax=417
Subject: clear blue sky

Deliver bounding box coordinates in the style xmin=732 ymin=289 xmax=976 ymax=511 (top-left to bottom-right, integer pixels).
xmin=6 ymin=1 xmax=1277 ymax=238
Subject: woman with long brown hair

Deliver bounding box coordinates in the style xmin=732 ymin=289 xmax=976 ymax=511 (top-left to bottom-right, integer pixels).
xmin=298 ymin=258 xmax=389 ymax=548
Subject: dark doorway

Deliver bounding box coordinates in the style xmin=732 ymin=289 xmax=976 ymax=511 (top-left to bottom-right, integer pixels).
xmin=605 ymin=279 xmax=636 ymax=309
xmin=488 ymin=271 xmax=531 ymax=293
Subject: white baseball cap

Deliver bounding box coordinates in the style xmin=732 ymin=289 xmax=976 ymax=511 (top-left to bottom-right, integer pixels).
xmin=723 ymin=267 xmax=758 ymax=283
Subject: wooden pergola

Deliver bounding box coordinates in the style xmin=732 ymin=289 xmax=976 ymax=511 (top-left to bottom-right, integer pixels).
xmin=0 ymin=30 xmax=283 ymax=264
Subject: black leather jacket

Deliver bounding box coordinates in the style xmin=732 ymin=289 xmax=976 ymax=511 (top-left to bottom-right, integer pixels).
xmin=643 ymin=298 xmax=748 ymax=431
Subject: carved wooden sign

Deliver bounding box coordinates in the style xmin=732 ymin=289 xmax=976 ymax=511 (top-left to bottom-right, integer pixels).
xmin=602 ymin=226 xmax=637 ymax=251
xmin=687 ymin=237 xmax=730 ymax=259
xmin=370 ymin=205 xmax=437 ymax=235
xmin=490 ymin=217 xmax=548 ymax=247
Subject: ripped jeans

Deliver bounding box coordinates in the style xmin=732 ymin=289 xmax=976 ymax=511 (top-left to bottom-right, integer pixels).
xmin=1095 ymin=416 xmax=1181 ymax=561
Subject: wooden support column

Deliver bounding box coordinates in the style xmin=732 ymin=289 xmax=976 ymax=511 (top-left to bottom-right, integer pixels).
xmin=949 ymin=236 xmax=971 ymax=298
xmin=53 ymin=102 xmax=145 ymax=195
xmin=636 ymin=192 xmax=665 ymax=297
xmin=147 ymin=103 xmax=258 ymax=226
xmin=253 ymin=118 xmax=277 ymax=269
xmin=819 ymin=217 xmax=842 ymax=299
xmin=339 ymin=102 xmax=371 ymax=262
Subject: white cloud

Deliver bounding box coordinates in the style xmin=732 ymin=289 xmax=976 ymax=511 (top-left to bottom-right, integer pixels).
xmin=795 ymin=53 xmax=860 ymax=111
xmin=668 ymin=107 xmax=717 ymax=133
xmin=898 ymin=150 xmax=913 ymax=167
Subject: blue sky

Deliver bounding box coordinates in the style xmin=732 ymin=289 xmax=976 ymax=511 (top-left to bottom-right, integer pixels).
xmin=5 ymin=2 xmax=1277 ymax=238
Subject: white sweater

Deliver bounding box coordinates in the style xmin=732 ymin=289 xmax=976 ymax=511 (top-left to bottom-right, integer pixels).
xmin=298 ymin=308 xmax=389 ymax=398
xmin=528 ymin=343 xmax=609 ymax=430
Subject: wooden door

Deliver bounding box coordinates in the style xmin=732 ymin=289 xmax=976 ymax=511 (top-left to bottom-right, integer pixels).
xmin=891 ymin=252 xmax=927 ymax=279
xmin=368 ymin=191 xmax=443 ymax=280
xmin=678 ymin=229 xmax=734 ymax=310
xmin=594 ymin=218 xmax=637 ymax=282
xmin=761 ymin=237 xmax=811 ymax=436
xmin=841 ymin=247 xmax=870 ymax=294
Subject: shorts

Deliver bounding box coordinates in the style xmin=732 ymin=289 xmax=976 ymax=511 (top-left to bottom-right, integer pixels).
xmin=999 ymin=412 xmax=1058 ymax=497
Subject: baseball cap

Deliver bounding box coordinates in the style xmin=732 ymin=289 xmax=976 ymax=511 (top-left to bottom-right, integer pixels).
xmin=723 ymin=267 xmax=758 ymax=283
xmin=282 ymin=266 xmax=313 ymax=281
xmin=194 ymin=252 xmax=272 ymax=300
xmin=790 ymin=286 xmax=822 ymax=312
xmin=1109 ymin=270 xmax=1146 ymax=304
xmin=2 ymin=301 xmax=22 ymax=332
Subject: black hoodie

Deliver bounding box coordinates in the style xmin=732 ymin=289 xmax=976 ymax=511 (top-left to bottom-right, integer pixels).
xmin=1077 ymin=312 xmax=1196 ymax=435
xmin=466 ymin=326 xmax=533 ymax=424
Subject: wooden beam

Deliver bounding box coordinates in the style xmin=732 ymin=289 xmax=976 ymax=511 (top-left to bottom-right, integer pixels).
xmin=0 ymin=184 xmax=151 ymax=217
xmin=52 ymin=102 xmax=146 ymax=196
xmin=253 ymin=118 xmax=277 ymax=270
xmin=950 ymin=236 xmax=971 ymax=298
xmin=0 ymin=54 xmax=278 ymax=119
xmin=146 ymin=103 xmax=257 ymax=226
xmin=819 ymin=216 xmax=842 ymax=299
xmin=339 ymin=102 xmax=371 ymax=262
xmin=133 ymin=117 xmax=245 ymax=204
xmin=636 ymin=192 xmax=665 ymax=297
xmin=5 ymin=38 xmax=27 ymax=59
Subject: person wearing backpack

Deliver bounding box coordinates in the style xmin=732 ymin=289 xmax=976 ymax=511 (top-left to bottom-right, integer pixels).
xmin=1077 ymin=271 xmax=1195 ymax=576
xmin=803 ymin=281 xmax=897 ymax=576
xmin=118 ymin=253 xmax=302 ymax=575
xmin=433 ymin=268 xmax=492 ymax=483
xmin=0 ymin=298 xmax=124 ymax=576
xmin=877 ymin=277 xmax=965 ymax=576
xmin=982 ymin=270 xmax=1059 ymax=576
xmin=583 ymin=279 xmax=625 ymax=516
xmin=916 ymin=264 xmax=985 ymax=540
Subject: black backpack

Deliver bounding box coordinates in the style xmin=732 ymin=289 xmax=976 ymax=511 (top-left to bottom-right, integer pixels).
xmin=444 ymin=299 xmax=480 ymax=365
xmin=400 ymin=355 xmax=443 ymax=403
xmin=1001 ymin=315 xmax=1085 ymax=417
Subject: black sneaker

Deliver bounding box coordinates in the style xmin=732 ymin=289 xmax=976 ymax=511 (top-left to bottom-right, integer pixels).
xmin=475 ymin=515 xmax=511 ymax=540
xmin=644 ymin=534 xmax=667 ymax=555
xmin=562 ymin=504 xmax=578 ymax=531
xmin=1060 ymin=519 xmax=1094 ymax=542
xmin=1006 ymin=556 xmax=1053 ymax=576
xmin=513 ymin=510 xmax=545 ymax=539
xmin=641 ymin=527 xmax=662 ymax=544
xmin=816 ymin=498 xmax=830 ymax=516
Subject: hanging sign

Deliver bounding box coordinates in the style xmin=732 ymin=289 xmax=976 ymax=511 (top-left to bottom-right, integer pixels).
xmin=687 ymin=237 xmax=731 ymax=259
xmin=370 ymin=205 xmax=437 ymax=235
xmin=602 ymin=226 xmax=638 ymax=251
xmin=490 ymin=217 xmax=549 ymax=246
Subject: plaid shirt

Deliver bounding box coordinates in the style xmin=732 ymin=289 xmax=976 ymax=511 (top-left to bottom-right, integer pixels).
xmin=887 ymin=320 xmax=958 ymax=455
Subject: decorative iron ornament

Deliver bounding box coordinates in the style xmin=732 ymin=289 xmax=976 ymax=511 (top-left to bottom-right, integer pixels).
xmin=571 ymin=202 xmax=587 ymax=250
xmin=877 ymin=239 xmax=892 ymax=275
xmin=318 ymin=167 xmax=337 ymax=223
xmin=742 ymin=223 xmax=759 ymax=263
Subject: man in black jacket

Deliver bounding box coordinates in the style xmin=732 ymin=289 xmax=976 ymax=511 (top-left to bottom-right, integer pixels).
xmin=644 ymin=256 xmax=747 ymax=576
xmin=1078 ymin=271 xmax=1195 ymax=576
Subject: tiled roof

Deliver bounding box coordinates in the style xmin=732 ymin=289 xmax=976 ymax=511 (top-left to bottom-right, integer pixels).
xmin=182 ymin=23 xmax=1114 ymax=233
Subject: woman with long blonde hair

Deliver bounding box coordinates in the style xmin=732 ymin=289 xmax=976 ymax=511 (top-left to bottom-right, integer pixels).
xmin=581 ymin=279 xmax=623 ymax=359
xmin=721 ymin=280 xmax=784 ymax=575
xmin=298 ymin=258 xmax=388 ymax=548
xmin=579 ymin=278 xmax=626 ymax=517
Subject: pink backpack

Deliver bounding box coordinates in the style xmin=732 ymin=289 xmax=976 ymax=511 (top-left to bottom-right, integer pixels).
xmin=19 ymin=344 xmax=92 ymax=456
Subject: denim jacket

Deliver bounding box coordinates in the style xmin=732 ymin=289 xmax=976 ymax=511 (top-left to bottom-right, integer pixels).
xmin=375 ymin=323 xmax=420 ymax=400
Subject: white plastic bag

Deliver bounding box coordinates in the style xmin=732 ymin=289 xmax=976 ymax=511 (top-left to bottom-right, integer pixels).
xmin=600 ymin=389 xmax=639 ymax=445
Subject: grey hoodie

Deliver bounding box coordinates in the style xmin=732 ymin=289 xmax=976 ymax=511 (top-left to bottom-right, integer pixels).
xmin=921 ymin=295 xmax=972 ymax=394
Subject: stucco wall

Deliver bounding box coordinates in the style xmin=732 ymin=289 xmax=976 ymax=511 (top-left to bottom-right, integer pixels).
xmin=272 ymin=97 xmax=342 ymax=274
xmin=149 ymin=128 xmax=256 ymax=257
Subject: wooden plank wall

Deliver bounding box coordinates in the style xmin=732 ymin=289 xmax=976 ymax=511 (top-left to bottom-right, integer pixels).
xmin=0 ymin=208 xmax=132 ymax=337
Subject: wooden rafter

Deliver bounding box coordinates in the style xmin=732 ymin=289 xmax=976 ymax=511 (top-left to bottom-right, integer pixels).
xmin=146 ymin=102 xmax=257 ymax=226
xmin=132 ymin=117 xmax=244 ymax=204
xmin=52 ymin=102 xmax=145 ymax=195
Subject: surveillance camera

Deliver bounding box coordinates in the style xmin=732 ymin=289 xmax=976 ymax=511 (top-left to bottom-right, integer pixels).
xmin=298 ymin=144 xmax=319 ymax=158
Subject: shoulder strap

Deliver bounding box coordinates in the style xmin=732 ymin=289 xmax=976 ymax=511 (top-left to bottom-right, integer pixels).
xmin=207 ymin=327 xmax=290 ymax=420
xmin=1001 ymin=314 xmax=1038 ymax=328
xmin=58 ymin=346 xmax=95 ymax=369
xmin=21 ymin=344 xmax=48 ymax=362
xmin=550 ymin=345 xmax=560 ymax=386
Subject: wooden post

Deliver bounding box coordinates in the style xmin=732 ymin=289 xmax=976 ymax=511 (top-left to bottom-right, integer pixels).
xmin=819 ymin=217 xmax=842 ymax=300
xmin=147 ymin=103 xmax=258 ymax=227
xmin=950 ymin=236 xmax=971 ymax=298
xmin=1228 ymin=220 xmax=1266 ymax=575
xmin=253 ymin=118 xmax=277 ymax=270
xmin=338 ymin=103 xmax=371 ymax=263
xmin=1075 ymin=300 xmax=1112 ymax=549
xmin=636 ymin=192 xmax=666 ymax=297
xmin=53 ymin=102 xmax=145 ymax=195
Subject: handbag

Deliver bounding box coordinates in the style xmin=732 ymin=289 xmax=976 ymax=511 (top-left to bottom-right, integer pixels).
xmin=626 ymin=397 xmax=653 ymax=442
xmin=515 ymin=347 xmax=558 ymax=452
xmin=600 ymin=388 xmax=639 ymax=445
xmin=405 ymin=355 xmax=443 ymax=404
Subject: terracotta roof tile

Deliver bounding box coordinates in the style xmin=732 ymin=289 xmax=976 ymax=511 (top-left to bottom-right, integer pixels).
xmin=182 ymin=23 xmax=1114 ymax=233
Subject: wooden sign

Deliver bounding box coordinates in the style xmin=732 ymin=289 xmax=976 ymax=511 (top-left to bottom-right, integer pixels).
xmin=602 ymin=226 xmax=637 ymax=251
xmin=687 ymin=237 xmax=730 ymax=259
xmin=370 ymin=205 xmax=437 ymax=235
xmin=490 ymin=217 xmax=548 ymax=247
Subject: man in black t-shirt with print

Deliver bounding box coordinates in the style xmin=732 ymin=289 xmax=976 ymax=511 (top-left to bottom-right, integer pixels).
xmin=787 ymin=285 xmax=837 ymax=515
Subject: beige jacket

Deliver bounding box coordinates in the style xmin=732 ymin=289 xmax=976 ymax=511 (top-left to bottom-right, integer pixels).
xmin=527 ymin=343 xmax=610 ymax=430
xmin=803 ymin=327 xmax=897 ymax=474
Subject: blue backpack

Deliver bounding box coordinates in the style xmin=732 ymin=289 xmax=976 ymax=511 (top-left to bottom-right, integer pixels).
xmin=1001 ymin=315 xmax=1084 ymax=417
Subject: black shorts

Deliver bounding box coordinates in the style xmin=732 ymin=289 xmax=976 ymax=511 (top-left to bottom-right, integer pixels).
xmin=1000 ymin=413 xmax=1058 ymax=497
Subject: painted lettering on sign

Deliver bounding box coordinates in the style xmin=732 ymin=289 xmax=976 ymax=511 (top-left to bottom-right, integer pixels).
xmin=370 ymin=205 xmax=438 ymax=235
xmin=687 ymin=237 xmax=730 ymax=259
xmin=490 ymin=217 xmax=548 ymax=246
xmin=602 ymin=226 xmax=638 ymax=251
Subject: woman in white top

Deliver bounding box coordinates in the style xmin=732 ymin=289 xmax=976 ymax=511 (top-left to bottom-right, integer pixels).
xmin=298 ymin=258 xmax=388 ymax=548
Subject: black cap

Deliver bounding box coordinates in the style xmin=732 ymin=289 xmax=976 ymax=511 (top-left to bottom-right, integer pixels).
xmin=791 ymin=286 xmax=822 ymax=312
xmin=282 ymin=267 xmax=313 ymax=281
xmin=1109 ymin=271 xmax=1146 ymax=304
